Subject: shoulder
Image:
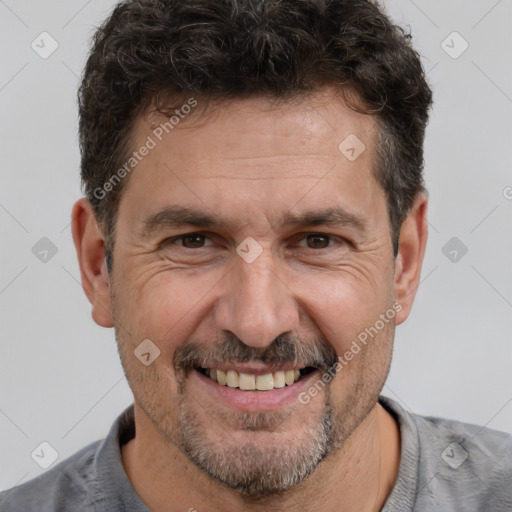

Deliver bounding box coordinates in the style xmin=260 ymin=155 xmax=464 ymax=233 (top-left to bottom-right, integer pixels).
xmin=382 ymin=396 xmax=512 ymax=511
xmin=415 ymin=409 xmax=512 ymax=475
xmin=0 ymin=440 xmax=102 ymax=512
xmin=0 ymin=405 xmax=138 ymax=512
xmin=416 ymin=413 xmax=512 ymax=510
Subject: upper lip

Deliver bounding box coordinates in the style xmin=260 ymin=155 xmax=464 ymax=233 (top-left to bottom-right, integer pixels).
xmin=197 ymin=362 xmax=309 ymax=375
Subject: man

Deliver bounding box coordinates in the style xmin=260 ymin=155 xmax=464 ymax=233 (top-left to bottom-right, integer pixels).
xmin=1 ymin=0 xmax=511 ymax=510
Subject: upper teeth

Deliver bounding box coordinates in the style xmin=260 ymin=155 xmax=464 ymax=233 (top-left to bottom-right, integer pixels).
xmin=206 ymin=369 xmax=301 ymax=391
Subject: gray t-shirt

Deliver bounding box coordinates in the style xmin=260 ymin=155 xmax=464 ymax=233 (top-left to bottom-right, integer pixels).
xmin=1 ymin=396 xmax=511 ymax=511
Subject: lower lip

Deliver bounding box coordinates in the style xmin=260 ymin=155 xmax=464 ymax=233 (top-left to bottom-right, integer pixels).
xmin=191 ymin=369 xmax=321 ymax=412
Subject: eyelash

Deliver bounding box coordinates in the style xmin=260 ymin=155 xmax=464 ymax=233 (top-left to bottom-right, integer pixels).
xmin=162 ymin=232 xmax=344 ymax=250
xmin=164 ymin=233 xmax=214 ymax=248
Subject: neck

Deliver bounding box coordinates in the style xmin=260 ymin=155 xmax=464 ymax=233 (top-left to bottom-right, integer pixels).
xmin=122 ymin=402 xmax=400 ymax=512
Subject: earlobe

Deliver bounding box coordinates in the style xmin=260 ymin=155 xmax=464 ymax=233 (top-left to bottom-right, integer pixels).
xmin=71 ymin=198 xmax=114 ymax=328
xmin=394 ymin=194 xmax=428 ymax=325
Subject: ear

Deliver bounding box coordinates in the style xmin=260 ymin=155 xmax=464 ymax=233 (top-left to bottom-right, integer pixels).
xmin=394 ymin=193 xmax=428 ymax=325
xmin=71 ymin=198 xmax=114 ymax=328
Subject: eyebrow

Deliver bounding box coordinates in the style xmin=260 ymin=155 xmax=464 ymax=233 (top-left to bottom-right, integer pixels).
xmin=279 ymin=208 xmax=367 ymax=232
xmin=139 ymin=205 xmax=368 ymax=238
xmin=139 ymin=207 xmax=228 ymax=237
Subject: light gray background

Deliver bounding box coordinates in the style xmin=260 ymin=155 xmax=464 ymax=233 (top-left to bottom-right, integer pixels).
xmin=1 ymin=0 xmax=511 ymax=491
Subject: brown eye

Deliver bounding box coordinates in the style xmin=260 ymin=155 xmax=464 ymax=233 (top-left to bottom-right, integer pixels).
xmin=180 ymin=234 xmax=207 ymax=248
xmin=305 ymin=233 xmax=331 ymax=249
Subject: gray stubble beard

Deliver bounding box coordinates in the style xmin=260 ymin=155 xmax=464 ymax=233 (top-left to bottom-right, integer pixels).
xmin=172 ymin=380 xmax=340 ymax=500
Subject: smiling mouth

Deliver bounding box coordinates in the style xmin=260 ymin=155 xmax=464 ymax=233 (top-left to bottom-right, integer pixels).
xmin=195 ymin=367 xmax=317 ymax=391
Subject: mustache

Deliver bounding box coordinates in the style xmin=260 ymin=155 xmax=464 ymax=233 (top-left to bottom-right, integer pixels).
xmin=174 ymin=332 xmax=339 ymax=373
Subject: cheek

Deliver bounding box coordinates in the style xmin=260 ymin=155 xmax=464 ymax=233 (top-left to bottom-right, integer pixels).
xmin=295 ymin=270 xmax=393 ymax=352
xmin=117 ymin=269 xmax=222 ymax=353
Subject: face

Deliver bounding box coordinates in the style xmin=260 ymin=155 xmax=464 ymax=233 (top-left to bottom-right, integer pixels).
xmin=91 ymin=88 xmax=414 ymax=498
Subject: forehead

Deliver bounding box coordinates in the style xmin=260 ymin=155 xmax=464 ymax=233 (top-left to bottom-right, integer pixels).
xmin=118 ymin=88 xmax=383 ymax=229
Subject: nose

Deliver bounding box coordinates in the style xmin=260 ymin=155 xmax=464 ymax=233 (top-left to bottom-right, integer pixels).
xmin=214 ymin=253 xmax=300 ymax=349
